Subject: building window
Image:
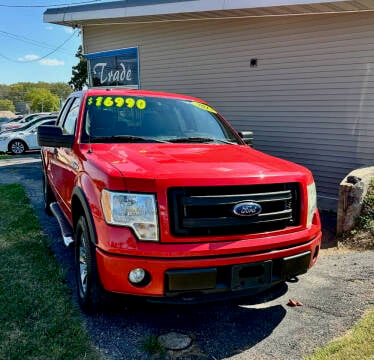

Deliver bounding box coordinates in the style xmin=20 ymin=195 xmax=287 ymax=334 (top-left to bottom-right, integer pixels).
xmin=86 ymin=47 xmax=139 ymax=88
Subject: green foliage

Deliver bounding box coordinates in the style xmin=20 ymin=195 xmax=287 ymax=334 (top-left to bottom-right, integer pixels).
xmin=0 ymin=84 xmax=10 ymax=99
xmin=25 ymin=87 xmax=60 ymax=112
xmin=0 ymin=99 xmax=15 ymax=112
xmin=49 ymin=82 xmax=73 ymax=100
xmin=358 ymin=179 xmax=374 ymax=231
xmin=141 ymin=335 xmax=166 ymax=356
xmin=0 ymin=82 xmax=72 ymax=109
xmin=0 ymin=184 xmax=102 ymax=360
xmin=8 ymin=83 xmax=29 ymax=102
xmin=69 ymin=45 xmax=88 ymax=91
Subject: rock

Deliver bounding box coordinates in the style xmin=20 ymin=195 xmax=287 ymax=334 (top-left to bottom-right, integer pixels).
xmin=158 ymin=332 xmax=192 ymax=351
xmin=337 ymin=167 xmax=374 ymax=233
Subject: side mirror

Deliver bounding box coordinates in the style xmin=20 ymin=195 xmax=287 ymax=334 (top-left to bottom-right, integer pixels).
xmin=238 ymin=131 xmax=254 ymax=147
xmin=38 ymin=125 xmax=74 ymax=148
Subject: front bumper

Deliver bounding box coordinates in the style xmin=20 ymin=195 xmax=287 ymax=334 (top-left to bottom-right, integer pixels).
xmin=95 ymin=231 xmax=321 ymax=300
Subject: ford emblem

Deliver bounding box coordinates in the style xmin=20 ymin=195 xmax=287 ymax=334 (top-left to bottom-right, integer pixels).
xmin=233 ymin=202 xmax=262 ymax=217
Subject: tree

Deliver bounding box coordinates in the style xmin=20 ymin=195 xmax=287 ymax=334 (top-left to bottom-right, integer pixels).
xmin=25 ymin=88 xmax=59 ymax=112
xmin=69 ymin=45 xmax=88 ymax=91
xmin=0 ymin=99 xmax=15 ymax=112
xmin=0 ymin=84 xmax=10 ymax=99
xmin=49 ymin=82 xmax=72 ymax=100
xmin=2 ymin=82 xmax=71 ymax=105
xmin=9 ymin=83 xmax=28 ymax=102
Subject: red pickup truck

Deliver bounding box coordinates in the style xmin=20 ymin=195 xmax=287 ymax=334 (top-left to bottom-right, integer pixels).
xmin=38 ymin=88 xmax=321 ymax=313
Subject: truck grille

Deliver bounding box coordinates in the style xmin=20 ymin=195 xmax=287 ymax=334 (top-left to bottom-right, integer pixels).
xmin=168 ymin=183 xmax=300 ymax=237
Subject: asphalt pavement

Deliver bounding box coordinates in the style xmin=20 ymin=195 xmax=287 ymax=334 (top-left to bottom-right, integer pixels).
xmin=0 ymin=153 xmax=373 ymax=360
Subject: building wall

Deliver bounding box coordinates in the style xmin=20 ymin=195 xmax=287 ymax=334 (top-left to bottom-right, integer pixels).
xmin=83 ymin=12 xmax=374 ymax=209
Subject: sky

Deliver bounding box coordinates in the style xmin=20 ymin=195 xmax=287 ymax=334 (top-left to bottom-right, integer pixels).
xmin=0 ymin=0 xmax=113 ymax=85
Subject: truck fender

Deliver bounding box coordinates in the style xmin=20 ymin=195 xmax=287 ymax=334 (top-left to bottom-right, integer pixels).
xmin=71 ymin=187 xmax=98 ymax=245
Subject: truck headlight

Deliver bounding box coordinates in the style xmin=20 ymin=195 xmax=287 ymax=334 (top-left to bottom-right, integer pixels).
xmin=306 ymin=182 xmax=317 ymax=228
xmin=101 ymin=190 xmax=159 ymax=241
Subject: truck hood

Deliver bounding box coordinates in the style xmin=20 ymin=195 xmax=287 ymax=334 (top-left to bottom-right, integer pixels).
xmin=85 ymin=143 xmax=312 ymax=185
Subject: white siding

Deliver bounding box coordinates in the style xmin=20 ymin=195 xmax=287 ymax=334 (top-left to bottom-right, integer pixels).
xmin=83 ymin=12 xmax=374 ymax=209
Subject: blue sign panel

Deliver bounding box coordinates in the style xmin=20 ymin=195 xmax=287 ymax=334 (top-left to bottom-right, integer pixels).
xmin=86 ymin=47 xmax=139 ymax=88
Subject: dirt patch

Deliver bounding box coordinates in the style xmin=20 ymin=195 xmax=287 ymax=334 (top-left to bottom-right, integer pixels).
xmin=319 ymin=247 xmax=356 ymax=256
xmin=339 ymin=230 xmax=374 ymax=251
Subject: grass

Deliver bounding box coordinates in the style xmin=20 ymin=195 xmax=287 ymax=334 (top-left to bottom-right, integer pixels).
xmin=0 ymin=184 xmax=101 ymax=360
xmin=357 ymin=178 xmax=374 ymax=231
xmin=0 ymin=154 xmax=10 ymax=160
xmin=306 ymin=308 xmax=374 ymax=360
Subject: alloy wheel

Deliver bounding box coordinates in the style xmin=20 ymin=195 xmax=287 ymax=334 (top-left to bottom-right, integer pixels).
xmin=10 ymin=141 xmax=25 ymax=154
xmin=79 ymin=234 xmax=88 ymax=296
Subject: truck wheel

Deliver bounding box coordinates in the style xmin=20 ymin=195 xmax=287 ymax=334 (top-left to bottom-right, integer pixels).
xmin=9 ymin=140 xmax=26 ymax=155
xmin=42 ymin=172 xmax=55 ymax=216
xmin=75 ymin=215 xmax=107 ymax=313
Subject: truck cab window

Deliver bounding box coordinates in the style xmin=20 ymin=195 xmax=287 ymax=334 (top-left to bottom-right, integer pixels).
xmin=56 ymin=98 xmax=73 ymax=128
xmin=62 ymin=97 xmax=81 ymax=135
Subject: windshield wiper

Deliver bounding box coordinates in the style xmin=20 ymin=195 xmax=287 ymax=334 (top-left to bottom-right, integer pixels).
xmin=90 ymin=135 xmax=169 ymax=143
xmin=168 ymin=137 xmax=235 ymax=144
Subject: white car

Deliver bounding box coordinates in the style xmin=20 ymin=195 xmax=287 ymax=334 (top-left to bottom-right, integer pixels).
xmin=0 ymin=116 xmax=57 ymax=154
xmin=0 ymin=112 xmax=53 ymax=132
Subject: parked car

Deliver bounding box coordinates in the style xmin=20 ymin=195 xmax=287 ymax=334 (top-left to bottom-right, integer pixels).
xmin=3 ymin=115 xmax=57 ymax=134
xmin=0 ymin=111 xmax=19 ymax=125
xmin=0 ymin=116 xmax=57 ymax=154
xmin=2 ymin=115 xmax=23 ymax=124
xmin=0 ymin=117 xmax=11 ymax=124
xmin=1 ymin=112 xmax=53 ymax=132
xmin=0 ymin=116 xmax=20 ymax=124
xmin=38 ymin=89 xmax=321 ymax=313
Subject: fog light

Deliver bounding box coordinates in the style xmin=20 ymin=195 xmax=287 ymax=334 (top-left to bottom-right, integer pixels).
xmin=129 ymin=268 xmax=146 ymax=284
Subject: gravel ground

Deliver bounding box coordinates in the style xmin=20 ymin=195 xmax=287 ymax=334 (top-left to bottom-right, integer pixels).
xmin=1 ymin=153 xmax=373 ymax=360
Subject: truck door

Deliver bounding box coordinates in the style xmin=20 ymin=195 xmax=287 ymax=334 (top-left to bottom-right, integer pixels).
xmin=49 ymin=97 xmax=81 ymax=217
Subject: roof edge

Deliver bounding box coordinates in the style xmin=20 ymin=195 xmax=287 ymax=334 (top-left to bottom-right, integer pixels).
xmin=44 ymin=0 xmax=359 ymax=25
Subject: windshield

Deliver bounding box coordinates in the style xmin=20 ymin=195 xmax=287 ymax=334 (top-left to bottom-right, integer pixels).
xmin=14 ymin=114 xmax=40 ymax=123
xmin=23 ymin=114 xmax=40 ymax=122
xmin=82 ymin=95 xmax=241 ymax=144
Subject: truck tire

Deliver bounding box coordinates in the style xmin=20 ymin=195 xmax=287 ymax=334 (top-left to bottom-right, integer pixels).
xmin=75 ymin=215 xmax=107 ymax=313
xmin=42 ymin=172 xmax=55 ymax=216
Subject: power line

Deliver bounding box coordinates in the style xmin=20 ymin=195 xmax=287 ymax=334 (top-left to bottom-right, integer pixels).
xmin=0 ymin=30 xmax=72 ymax=55
xmin=0 ymin=0 xmax=103 ymax=8
xmin=0 ymin=30 xmax=78 ymax=63
xmin=36 ymin=30 xmax=77 ymax=60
